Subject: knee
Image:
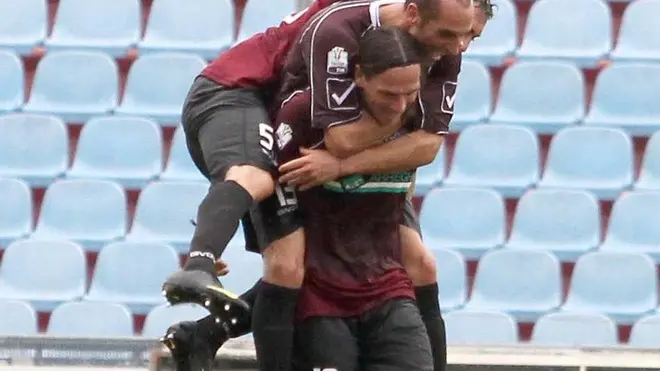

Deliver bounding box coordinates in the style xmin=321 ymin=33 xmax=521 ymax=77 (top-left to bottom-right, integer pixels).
xmin=224 ymin=165 xmax=275 ymax=202
xmin=262 ymin=230 xmax=306 ymax=288
xmin=416 ymin=250 xmax=437 ymax=285
xmin=401 ymin=231 xmax=437 ymax=285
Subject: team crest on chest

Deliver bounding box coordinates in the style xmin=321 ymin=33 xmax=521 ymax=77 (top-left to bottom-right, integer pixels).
xmin=327 ymin=46 xmax=349 ymax=75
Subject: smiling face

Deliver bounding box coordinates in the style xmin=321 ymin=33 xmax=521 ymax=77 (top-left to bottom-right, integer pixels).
xmin=355 ymin=64 xmax=422 ymax=126
xmin=404 ymin=0 xmax=475 ymax=59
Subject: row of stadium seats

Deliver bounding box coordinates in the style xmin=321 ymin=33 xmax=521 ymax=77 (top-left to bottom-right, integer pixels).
xmin=0 ymin=238 xmax=261 ymax=314
xmin=465 ymin=0 xmax=660 ymax=67
xmin=420 ymin=188 xmax=660 ymax=263
xmin=0 ymin=114 xmax=205 ymax=188
xmin=418 ymin=124 xmax=657 ymax=200
xmin=0 ymin=179 xmax=215 ymax=253
xmin=3 ymin=0 xmax=660 ymax=67
xmin=5 ymin=47 xmax=660 ymax=136
xmin=456 ymin=60 xmax=660 ymax=136
xmin=2 ymin=300 xmax=659 ymax=348
xmin=0 ymin=0 xmax=295 ymax=59
xmin=3 ymin=111 xmax=658 ymax=199
xmin=3 ymin=175 xmax=659 ymax=263
xmin=444 ymin=311 xmax=660 ymax=347
xmin=0 ymin=51 xmax=204 ymax=124
xmin=1 ymin=245 xmax=660 ymax=339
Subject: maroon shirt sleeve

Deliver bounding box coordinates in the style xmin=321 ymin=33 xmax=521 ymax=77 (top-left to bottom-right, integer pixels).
xmin=301 ymin=17 xmax=362 ymax=130
xmin=418 ymin=55 xmax=462 ymax=135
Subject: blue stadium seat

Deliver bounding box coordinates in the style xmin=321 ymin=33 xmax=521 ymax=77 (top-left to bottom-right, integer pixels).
xmin=629 ymin=314 xmax=660 ymax=348
xmin=142 ymin=303 xmax=207 ymax=338
xmin=0 ymin=300 xmax=37 ymax=335
xmin=532 ymin=312 xmax=618 ymax=346
xmin=463 ymin=0 xmax=517 ymax=66
xmin=444 ymin=311 xmax=518 ymax=345
xmin=236 ymin=0 xmax=297 ymax=44
xmin=636 ymin=132 xmax=660 ymax=190
xmin=46 ymin=0 xmax=140 ymax=57
xmin=506 ymin=189 xmax=600 ymax=262
xmin=0 ymin=50 xmax=24 ymax=112
xmin=444 ymin=125 xmax=539 ymax=198
xmin=160 ymin=125 xmax=208 ymax=183
xmin=600 ymin=192 xmax=660 ymax=262
xmin=125 ymin=181 xmax=207 ymax=253
xmin=433 ymin=248 xmax=467 ymax=311
xmin=516 ymin=0 xmax=612 ymax=67
xmin=115 ymin=53 xmax=206 ymax=125
xmin=0 ymin=178 xmax=32 ymax=247
xmin=539 ymin=127 xmax=633 ymax=200
xmin=583 ymin=63 xmax=660 ymax=136
xmin=465 ymin=250 xmax=561 ymax=321
xmin=221 ymin=243 xmax=263 ymax=295
xmin=0 ymin=113 xmax=68 ymax=187
xmin=0 ymin=240 xmax=86 ymax=311
xmin=610 ymin=0 xmax=660 ymax=62
xmin=420 ymin=188 xmax=505 ymax=260
xmin=32 ymin=180 xmax=127 ymax=252
xmin=489 ymin=61 xmax=585 ymax=134
xmin=67 ymin=117 xmax=163 ymax=189
xmin=413 ymin=144 xmax=445 ymax=197
xmin=451 ymin=60 xmax=491 ymax=131
xmin=48 ymin=302 xmax=133 ymax=337
xmin=0 ymin=0 xmax=46 ymax=55
xmin=562 ymin=251 xmax=657 ymax=324
xmin=85 ymin=242 xmax=179 ymax=315
xmin=140 ymin=0 xmax=234 ymax=59
xmin=22 ymin=51 xmax=118 ymax=122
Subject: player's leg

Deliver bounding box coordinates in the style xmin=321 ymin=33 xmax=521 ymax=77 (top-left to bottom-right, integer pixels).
xmin=162 ymin=77 xmax=278 ymax=320
xmin=293 ymin=316 xmax=360 ymax=371
xmin=360 ymin=298 xmax=433 ymax=371
xmin=161 ymin=192 xmax=305 ymax=371
xmin=160 ymin=281 xmax=260 ymax=371
xmin=400 ymin=199 xmax=447 ymax=371
xmin=246 ymin=192 xmax=306 ymax=371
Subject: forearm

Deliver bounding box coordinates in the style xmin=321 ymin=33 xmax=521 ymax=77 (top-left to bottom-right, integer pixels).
xmin=324 ymin=113 xmax=400 ymax=158
xmin=339 ymin=132 xmax=443 ymax=175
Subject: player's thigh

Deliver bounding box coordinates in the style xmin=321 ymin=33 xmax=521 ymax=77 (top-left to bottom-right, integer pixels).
xmin=361 ymin=299 xmax=433 ymax=371
xmin=400 ymin=198 xmax=421 ymax=236
xmin=293 ymin=317 xmax=360 ymax=371
xmin=183 ymin=77 xmax=277 ymax=182
xmin=242 ymin=188 xmax=306 ymax=285
xmin=400 ymin=198 xmax=437 ymax=284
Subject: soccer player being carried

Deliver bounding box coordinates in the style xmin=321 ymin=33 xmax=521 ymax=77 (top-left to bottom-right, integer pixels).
xmin=161 ymin=0 xmax=493 ymax=371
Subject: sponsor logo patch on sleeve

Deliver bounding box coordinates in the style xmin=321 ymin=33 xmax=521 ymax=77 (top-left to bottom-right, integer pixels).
xmin=327 ymin=46 xmax=349 ymax=75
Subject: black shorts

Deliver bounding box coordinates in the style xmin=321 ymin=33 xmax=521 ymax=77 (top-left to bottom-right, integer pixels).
xmin=181 ymin=76 xmax=303 ymax=252
xmin=245 ymin=194 xmax=421 ymax=253
xmin=181 ymin=76 xmax=277 ymax=179
xmin=292 ymin=298 xmax=433 ymax=371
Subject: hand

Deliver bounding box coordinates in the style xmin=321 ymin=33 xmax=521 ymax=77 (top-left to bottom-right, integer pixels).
xmin=279 ymin=147 xmax=342 ymax=191
xmin=215 ymin=259 xmax=229 ymax=276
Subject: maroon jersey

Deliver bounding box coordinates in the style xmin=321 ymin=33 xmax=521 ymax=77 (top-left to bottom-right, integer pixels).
xmin=200 ymin=0 xmax=338 ymax=95
xmin=274 ymin=89 xmax=415 ymax=321
xmin=277 ymin=0 xmax=462 ymax=134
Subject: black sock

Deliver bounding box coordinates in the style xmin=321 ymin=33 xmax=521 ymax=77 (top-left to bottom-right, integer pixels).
xmin=252 ymin=282 xmax=300 ymax=371
xmin=240 ymin=279 xmax=262 ymax=307
xmin=194 ymin=279 xmax=263 ymax=340
xmin=184 ymin=180 xmax=253 ymax=274
xmin=196 ymin=316 xmax=229 ymax=349
xmin=415 ymin=283 xmax=447 ymax=371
